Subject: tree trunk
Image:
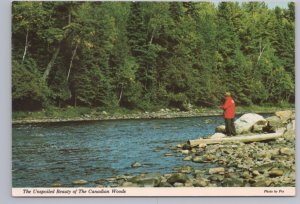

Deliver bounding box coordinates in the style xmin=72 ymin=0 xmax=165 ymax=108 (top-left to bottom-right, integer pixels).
xmin=22 ymin=28 xmax=29 ymax=63
xmin=42 ymin=45 xmax=61 ymax=82
xmin=188 ymin=129 xmax=285 ymax=146
xmin=118 ymin=83 xmax=124 ymax=104
xmin=67 ymin=42 xmax=79 ymax=82
xmin=257 ymin=39 xmax=266 ymax=62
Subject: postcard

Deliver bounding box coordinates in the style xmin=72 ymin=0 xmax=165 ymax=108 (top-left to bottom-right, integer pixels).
xmin=12 ymin=0 xmax=295 ymax=197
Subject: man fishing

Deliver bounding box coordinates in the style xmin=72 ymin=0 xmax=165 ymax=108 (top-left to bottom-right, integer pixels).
xmin=220 ymin=92 xmax=236 ymax=136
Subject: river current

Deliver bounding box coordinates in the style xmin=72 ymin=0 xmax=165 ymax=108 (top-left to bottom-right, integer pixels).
xmin=12 ymin=116 xmax=224 ymax=187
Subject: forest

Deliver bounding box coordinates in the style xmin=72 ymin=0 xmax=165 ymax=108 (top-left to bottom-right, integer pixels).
xmin=12 ymin=1 xmax=295 ymax=112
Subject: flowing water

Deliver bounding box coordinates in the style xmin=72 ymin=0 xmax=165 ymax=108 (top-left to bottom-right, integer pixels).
xmin=12 ymin=116 xmax=225 ymax=187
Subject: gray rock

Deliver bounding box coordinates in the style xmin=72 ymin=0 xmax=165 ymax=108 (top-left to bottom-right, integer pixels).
xmin=121 ymin=182 xmax=140 ymax=187
xmin=280 ymin=147 xmax=294 ymax=156
xmin=183 ymin=156 xmax=192 ymax=161
xmin=159 ymin=182 xmax=173 ymax=187
xmin=269 ymin=168 xmax=284 ymax=177
xmin=51 ymin=181 xmax=63 ymax=187
xmin=131 ymin=162 xmax=142 ymax=168
xmin=193 ymin=178 xmax=208 ymax=187
xmin=275 ymin=110 xmax=293 ymax=123
xmin=283 ymin=129 xmax=296 ymax=142
xmin=235 ymin=113 xmax=267 ymax=134
xmin=174 ymin=182 xmax=185 ymax=187
xmin=215 ymin=125 xmax=226 ymax=133
xmin=179 ymin=165 xmax=193 ymax=173
xmin=203 ymin=154 xmax=215 ymax=162
xmin=184 ymin=181 xmax=194 ymax=187
xmin=181 ymin=150 xmax=190 ymax=154
xmin=286 ymin=120 xmax=295 ymax=131
xmin=176 ymin=144 xmax=183 ymax=148
xmin=209 ymin=174 xmax=224 ymax=182
xmin=198 ymin=143 xmax=207 ymax=148
xmin=192 ymin=156 xmax=203 ymax=163
xmin=208 ymin=167 xmax=225 ymax=174
xmin=253 ymin=179 xmax=273 ymax=187
xmin=72 ymin=179 xmax=88 ymax=185
xmin=222 ymin=177 xmax=244 ymax=187
xmin=128 ymin=173 xmax=162 ymax=187
xmin=265 ymin=116 xmax=284 ymax=131
xmin=242 ymin=171 xmax=251 ymax=179
xmin=252 ymin=124 xmax=266 ymax=133
xmin=252 ymin=170 xmax=260 ymax=176
xmin=167 ymin=173 xmax=189 ymax=185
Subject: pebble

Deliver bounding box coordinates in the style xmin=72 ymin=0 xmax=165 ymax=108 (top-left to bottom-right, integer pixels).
xmin=131 ymin=162 xmax=142 ymax=168
xmin=72 ymin=179 xmax=88 ymax=185
xmin=208 ymin=167 xmax=225 ymax=174
xmin=183 ymin=156 xmax=192 ymax=161
xmin=181 ymin=150 xmax=189 ymax=154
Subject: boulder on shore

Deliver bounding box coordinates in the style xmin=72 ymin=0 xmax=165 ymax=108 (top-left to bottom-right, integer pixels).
xmin=215 ymin=125 xmax=226 ymax=133
xmin=235 ymin=113 xmax=267 ymax=134
xmin=275 ymin=110 xmax=294 ymax=123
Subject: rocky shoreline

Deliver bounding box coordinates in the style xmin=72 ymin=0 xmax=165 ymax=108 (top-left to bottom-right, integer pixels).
xmin=51 ymin=110 xmax=295 ymax=188
xmin=13 ymin=108 xmax=284 ymax=125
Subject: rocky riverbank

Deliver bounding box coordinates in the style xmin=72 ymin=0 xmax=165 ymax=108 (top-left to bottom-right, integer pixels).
xmin=51 ymin=110 xmax=295 ymax=188
xmin=13 ymin=107 xmax=287 ymax=125
xmin=13 ymin=108 xmax=221 ymax=125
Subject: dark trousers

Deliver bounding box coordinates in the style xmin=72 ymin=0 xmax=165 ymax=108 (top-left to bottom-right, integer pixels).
xmin=225 ymin=118 xmax=236 ymax=136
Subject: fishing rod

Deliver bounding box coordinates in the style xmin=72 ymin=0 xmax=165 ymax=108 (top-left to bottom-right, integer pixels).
xmin=198 ymin=99 xmax=220 ymax=108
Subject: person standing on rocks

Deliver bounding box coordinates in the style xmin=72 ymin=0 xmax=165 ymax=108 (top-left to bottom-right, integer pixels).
xmin=220 ymin=92 xmax=236 ymax=136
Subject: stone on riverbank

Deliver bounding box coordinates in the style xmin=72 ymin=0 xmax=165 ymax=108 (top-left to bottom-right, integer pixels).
xmin=265 ymin=116 xmax=284 ymax=132
xmin=72 ymin=179 xmax=88 ymax=185
xmin=181 ymin=150 xmax=190 ymax=154
xmin=280 ymin=148 xmax=294 ymax=156
xmin=193 ymin=178 xmax=209 ymax=187
xmin=121 ymin=182 xmax=140 ymax=187
xmin=235 ymin=113 xmax=267 ymax=134
xmin=167 ymin=173 xmax=189 ymax=185
xmin=222 ymin=177 xmax=244 ymax=187
xmin=209 ymin=167 xmax=225 ymax=174
xmin=192 ymin=156 xmax=203 ymax=163
xmin=183 ymin=155 xmax=192 ymax=161
xmin=128 ymin=173 xmax=162 ymax=187
xmin=275 ymin=110 xmax=294 ymax=123
xmin=269 ymin=168 xmax=284 ymax=177
xmin=215 ymin=125 xmax=226 ymax=133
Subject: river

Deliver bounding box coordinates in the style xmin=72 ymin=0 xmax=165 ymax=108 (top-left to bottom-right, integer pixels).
xmin=12 ymin=116 xmax=226 ymax=187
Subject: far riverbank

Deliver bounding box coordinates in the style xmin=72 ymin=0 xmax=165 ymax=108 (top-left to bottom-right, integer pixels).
xmin=12 ymin=106 xmax=294 ymax=125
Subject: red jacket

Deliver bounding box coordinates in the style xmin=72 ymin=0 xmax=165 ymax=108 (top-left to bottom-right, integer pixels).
xmin=221 ymin=96 xmax=235 ymax=119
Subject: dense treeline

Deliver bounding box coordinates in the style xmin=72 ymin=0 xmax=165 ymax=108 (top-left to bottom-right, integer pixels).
xmin=12 ymin=1 xmax=295 ymax=111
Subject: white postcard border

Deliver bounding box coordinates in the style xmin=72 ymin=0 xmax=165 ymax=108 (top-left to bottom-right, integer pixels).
xmin=12 ymin=187 xmax=295 ymax=197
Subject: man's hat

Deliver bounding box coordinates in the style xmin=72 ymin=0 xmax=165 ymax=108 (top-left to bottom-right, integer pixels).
xmin=225 ymin=92 xmax=231 ymax=96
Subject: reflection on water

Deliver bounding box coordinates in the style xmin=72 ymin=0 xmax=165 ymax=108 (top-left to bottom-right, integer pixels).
xmin=12 ymin=116 xmax=223 ymax=187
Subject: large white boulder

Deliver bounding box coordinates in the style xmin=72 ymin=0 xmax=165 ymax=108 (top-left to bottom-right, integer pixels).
xmin=235 ymin=113 xmax=267 ymax=134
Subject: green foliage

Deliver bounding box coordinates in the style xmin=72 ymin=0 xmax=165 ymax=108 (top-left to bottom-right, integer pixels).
xmin=12 ymin=59 xmax=49 ymax=110
xmin=12 ymin=1 xmax=295 ymax=112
